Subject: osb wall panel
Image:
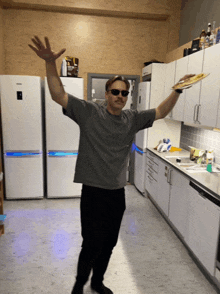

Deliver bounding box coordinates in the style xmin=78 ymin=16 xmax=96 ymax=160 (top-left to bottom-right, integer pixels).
xmin=6 ymin=0 xmax=178 ymax=15
xmin=2 ymin=0 xmax=182 ymax=53
xmin=3 ymin=9 xmax=169 ymax=99
xmin=166 ymin=40 xmax=192 ymax=63
xmin=0 ymin=7 xmax=4 ymax=74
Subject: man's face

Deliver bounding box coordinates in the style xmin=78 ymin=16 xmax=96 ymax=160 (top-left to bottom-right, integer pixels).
xmin=105 ymin=81 xmax=129 ymax=113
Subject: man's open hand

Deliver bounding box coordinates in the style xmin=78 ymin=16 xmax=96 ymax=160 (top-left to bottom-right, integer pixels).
xmin=28 ymin=36 xmax=66 ymax=62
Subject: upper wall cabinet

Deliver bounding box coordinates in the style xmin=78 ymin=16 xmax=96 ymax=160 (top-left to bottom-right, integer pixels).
xmin=184 ymin=50 xmax=204 ymax=125
xmin=164 ymin=44 xmax=220 ymax=128
xmin=172 ymin=56 xmax=189 ymax=121
xmin=164 ymin=61 xmax=176 ymax=119
xmin=150 ymin=64 xmax=167 ymax=108
xmin=217 ymin=97 xmax=220 ymax=129
xmin=199 ymin=43 xmax=220 ymax=128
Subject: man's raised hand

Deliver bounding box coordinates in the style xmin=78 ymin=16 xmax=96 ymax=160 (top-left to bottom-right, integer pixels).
xmin=28 ymin=36 xmax=66 ymax=62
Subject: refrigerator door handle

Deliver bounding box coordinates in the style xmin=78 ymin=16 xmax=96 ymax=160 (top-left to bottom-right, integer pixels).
xmin=139 ymin=95 xmax=141 ymax=104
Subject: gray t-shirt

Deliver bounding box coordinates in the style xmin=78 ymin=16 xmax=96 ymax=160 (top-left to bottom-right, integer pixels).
xmin=63 ymin=94 xmax=156 ymax=190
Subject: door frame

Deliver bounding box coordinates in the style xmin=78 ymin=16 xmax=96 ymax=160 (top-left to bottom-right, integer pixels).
xmin=87 ymin=73 xmax=140 ymax=110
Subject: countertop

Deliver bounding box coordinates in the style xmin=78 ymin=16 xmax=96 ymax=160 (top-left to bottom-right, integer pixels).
xmin=147 ymin=148 xmax=220 ymax=200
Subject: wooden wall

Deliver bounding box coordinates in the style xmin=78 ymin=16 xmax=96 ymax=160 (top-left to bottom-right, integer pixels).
xmin=0 ymin=6 xmax=4 ymax=74
xmin=0 ymin=0 xmax=182 ymax=99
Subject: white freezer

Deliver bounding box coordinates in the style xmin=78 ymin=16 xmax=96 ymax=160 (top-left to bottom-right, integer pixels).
xmin=45 ymin=77 xmax=83 ymax=198
xmin=0 ymin=75 xmax=44 ymax=199
xmin=134 ymin=82 xmax=151 ymax=194
xmin=135 ymin=81 xmax=150 ymax=151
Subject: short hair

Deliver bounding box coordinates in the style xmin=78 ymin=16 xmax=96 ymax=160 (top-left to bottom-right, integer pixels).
xmin=105 ymin=76 xmax=130 ymax=92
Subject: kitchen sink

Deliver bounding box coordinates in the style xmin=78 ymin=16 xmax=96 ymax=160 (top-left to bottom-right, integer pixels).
xmin=165 ymin=156 xmax=192 ymax=164
xmin=181 ymin=165 xmax=208 ymax=172
xmin=164 ymin=156 xmax=208 ymax=172
xmin=164 ymin=155 xmax=220 ymax=173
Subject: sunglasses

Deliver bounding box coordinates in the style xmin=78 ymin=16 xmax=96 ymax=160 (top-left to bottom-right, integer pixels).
xmin=108 ymin=89 xmax=129 ymax=97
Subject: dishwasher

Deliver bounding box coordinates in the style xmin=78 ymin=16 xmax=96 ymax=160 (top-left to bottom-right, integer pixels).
xmin=188 ymin=181 xmax=220 ymax=276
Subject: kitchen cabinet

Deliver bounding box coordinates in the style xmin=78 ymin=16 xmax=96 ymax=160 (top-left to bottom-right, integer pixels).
xmin=156 ymin=157 xmax=189 ymax=225
xmin=169 ymin=169 xmax=190 ymax=239
xmin=149 ymin=64 xmax=167 ymax=108
xmin=184 ymin=50 xmax=204 ymax=125
xmin=164 ymin=61 xmax=176 ymax=119
xmin=172 ymin=56 xmax=189 ymax=121
xmin=145 ymin=150 xmax=159 ymax=201
xmin=156 ymin=159 xmax=171 ymax=216
xmin=217 ymin=99 xmax=220 ymax=129
xmin=146 ymin=149 xmax=220 ymax=282
xmin=164 ymin=43 xmax=220 ymax=128
xmin=198 ymin=43 xmax=220 ymax=127
xmin=185 ymin=181 xmax=220 ymax=276
xmin=141 ymin=63 xmax=182 ymax=149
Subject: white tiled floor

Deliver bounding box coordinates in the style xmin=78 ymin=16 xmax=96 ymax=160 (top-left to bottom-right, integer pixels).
xmin=0 ymin=185 xmax=219 ymax=294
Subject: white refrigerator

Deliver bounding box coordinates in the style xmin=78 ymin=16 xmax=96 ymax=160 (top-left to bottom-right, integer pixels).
xmin=45 ymin=77 xmax=83 ymax=198
xmin=0 ymin=75 xmax=44 ymax=199
xmin=134 ymin=82 xmax=151 ymax=194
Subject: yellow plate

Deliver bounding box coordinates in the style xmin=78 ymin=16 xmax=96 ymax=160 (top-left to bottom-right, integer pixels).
xmin=172 ymin=73 xmax=210 ymax=90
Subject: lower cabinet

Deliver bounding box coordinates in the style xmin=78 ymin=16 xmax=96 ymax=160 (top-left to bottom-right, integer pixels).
xmin=169 ymin=169 xmax=190 ymax=239
xmin=145 ymin=151 xmax=220 ymax=277
xmin=145 ymin=150 xmax=159 ymax=201
xmin=156 ymin=159 xmax=172 ymax=216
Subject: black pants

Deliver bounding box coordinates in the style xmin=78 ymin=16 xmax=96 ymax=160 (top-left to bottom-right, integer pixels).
xmin=75 ymin=184 xmax=126 ymax=286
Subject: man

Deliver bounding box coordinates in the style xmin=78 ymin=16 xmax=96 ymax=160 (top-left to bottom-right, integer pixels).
xmin=29 ymin=36 xmax=194 ymax=294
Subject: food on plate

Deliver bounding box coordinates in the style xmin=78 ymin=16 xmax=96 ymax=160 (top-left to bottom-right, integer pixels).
xmin=172 ymin=73 xmax=209 ymax=90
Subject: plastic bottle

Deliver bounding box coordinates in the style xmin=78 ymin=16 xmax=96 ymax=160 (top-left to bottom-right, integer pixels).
xmin=210 ymin=21 xmax=216 ymax=46
xmin=216 ymin=24 xmax=220 ymax=44
xmin=61 ymin=58 xmax=67 ymax=77
xmin=206 ymin=150 xmax=214 ymax=172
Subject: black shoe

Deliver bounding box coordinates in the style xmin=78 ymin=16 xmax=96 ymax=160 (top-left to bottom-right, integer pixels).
xmin=91 ymin=283 xmax=113 ymax=294
xmin=71 ymin=282 xmax=84 ymax=294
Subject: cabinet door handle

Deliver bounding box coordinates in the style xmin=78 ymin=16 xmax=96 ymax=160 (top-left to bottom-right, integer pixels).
xmin=167 ymin=169 xmax=172 ymax=185
xmin=196 ymin=104 xmax=201 ymax=123
xmin=194 ymin=104 xmax=198 ymax=122
xmin=166 ymin=168 xmax=169 ymax=183
xmin=169 ymin=169 xmax=172 ymax=185
xmin=167 ymin=168 xmax=172 ymax=184
xmin=199 ymin=192 xmax=207 ymax=200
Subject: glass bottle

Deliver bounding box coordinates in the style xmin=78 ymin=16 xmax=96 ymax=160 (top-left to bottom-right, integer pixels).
xmin=205 ymin=23 xmax=211 ymax=48
xmin=200 ymin=30 xmax=206 ymax=49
